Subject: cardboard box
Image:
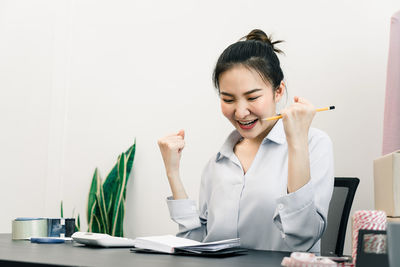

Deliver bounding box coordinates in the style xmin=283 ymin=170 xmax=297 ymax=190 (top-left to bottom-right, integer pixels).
xmin=374 ymin=150 xmax=400 ymax=217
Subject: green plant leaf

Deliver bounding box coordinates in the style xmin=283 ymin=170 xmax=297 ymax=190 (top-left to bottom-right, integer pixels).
xmin=124 ymin=141 xmax=136 ymax=199
xmin=103 ymin=141 xmax=136 ymax=233
xmin=111 ymin=153 xmax=127 ymax=236
xmin=87 ymin=168 xmax=103 ymax=233
xmin=75 ymin=214 xmax=81 ymax=232
xmin=96 ymin=179 xmax=109 ymax=233
xmin=87 ymin=142 xmax=136 ymax=235
xmin=103 ymin=142 xmax=136 ymax=198
xmin=125 ymin=140 xmax=136 ymax=177
xmin=92 ymin=213 xmax=102 ymax=233
xmin=102 ymin=158 xmax=120 ymax=231
xmin=87 ymin=168 xmax=99 ymax=223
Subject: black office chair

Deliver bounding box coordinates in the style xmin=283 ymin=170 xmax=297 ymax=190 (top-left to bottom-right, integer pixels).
xmin=321 ymin=177 xmax=360 ymax=256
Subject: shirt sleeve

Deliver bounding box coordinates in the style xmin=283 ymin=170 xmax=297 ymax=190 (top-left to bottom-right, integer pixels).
xmin=166 ymin=160 xmax=211 ymax=242
xmin=272 ymin=131 xmax=334 ymax=252
xmin=166 ymin=197 xmax=207 ymax=241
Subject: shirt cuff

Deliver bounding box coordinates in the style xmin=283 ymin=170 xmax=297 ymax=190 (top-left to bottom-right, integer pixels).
xmin=166 ymin=196 xmax=198 ymax=218
xmin=273 ymin=181 xmax=320 ymax=251
xmin=166 ymin=196 xmax=201 ymax=230
xmin=275 ymin=180 xmax=314 ymax=217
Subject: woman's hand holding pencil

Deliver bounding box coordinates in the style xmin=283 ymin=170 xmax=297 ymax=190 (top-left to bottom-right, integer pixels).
xmin=274 ymin=96 xmax=331 ymax=144
xmin=276 ymin=96 xmax=327 ymax=193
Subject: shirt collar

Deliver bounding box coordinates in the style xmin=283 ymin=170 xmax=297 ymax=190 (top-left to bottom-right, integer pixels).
xmin=216 ymin=120 xmax=286 ymax=162
xmin=216 ymin=130 xmax=242 ymax=161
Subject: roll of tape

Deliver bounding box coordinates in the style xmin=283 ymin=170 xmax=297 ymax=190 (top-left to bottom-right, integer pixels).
xmin=352 ymin=210 xmax=387 ymax=263
xmin=12 ymin=218 xmax=48 ymax=240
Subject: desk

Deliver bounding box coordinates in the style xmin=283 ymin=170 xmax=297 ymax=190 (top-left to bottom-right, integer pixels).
xmin=0 ymin=234 xmax=290 ymax=266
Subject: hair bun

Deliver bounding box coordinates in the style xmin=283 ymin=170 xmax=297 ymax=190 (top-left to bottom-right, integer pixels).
xmin=242 ymin=29 xmax=284 ymax=54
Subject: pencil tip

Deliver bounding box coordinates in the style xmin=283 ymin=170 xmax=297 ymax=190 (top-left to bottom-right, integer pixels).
xmin=329 ymin=106 xmax=335 ymax=110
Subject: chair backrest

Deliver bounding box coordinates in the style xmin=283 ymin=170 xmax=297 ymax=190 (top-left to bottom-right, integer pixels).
xmin=321 ymin=177 xmax=359 ymax=256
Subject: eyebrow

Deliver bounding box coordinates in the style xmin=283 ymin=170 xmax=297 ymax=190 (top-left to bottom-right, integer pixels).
xmin=220 ymin=88 xmax=263 ymax=97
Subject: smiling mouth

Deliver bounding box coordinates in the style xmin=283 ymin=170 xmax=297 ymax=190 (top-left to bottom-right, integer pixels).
xmin=238 ymin=119 xmax=258 ymax=126
xmin=236 ymin=119 xmax=259 ymax=130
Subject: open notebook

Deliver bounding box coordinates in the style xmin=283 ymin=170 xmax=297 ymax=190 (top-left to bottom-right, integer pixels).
xmin=131 ymin=235 xmax=246 ymax=256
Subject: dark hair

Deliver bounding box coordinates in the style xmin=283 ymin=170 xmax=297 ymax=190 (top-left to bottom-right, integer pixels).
xmin=212 ymin=29 xmax=285 ymax=93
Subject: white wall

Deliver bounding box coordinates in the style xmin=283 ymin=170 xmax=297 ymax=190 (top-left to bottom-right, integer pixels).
xmin=1 ymin=0 xmax=398 ymax=254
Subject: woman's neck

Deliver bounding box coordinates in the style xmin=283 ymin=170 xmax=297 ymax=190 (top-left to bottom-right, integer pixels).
xmin=240 ymin=120 xmax=277 ymax=147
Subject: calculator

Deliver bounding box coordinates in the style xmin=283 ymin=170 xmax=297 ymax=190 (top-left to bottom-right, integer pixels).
xmin=71 ymin=232 xmax=136 ymax=247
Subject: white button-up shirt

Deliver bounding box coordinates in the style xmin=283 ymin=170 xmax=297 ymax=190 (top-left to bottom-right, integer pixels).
xmin=167 ymin=120 xmax=334 ymax=252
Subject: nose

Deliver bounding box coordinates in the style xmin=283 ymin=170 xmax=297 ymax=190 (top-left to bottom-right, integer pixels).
xmin=234 ymin=101 xmax=251 ymax=119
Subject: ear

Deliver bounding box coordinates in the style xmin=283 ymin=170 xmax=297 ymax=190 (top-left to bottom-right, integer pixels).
xmin=274 ymin=81 xmax=285 ymax=102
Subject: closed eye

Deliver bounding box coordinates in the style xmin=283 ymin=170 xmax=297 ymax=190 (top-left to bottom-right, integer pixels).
xmin=248 ymin=96 xmax=261 ymax=101
xmin=222 ymin=99 xmax=234 ymax=103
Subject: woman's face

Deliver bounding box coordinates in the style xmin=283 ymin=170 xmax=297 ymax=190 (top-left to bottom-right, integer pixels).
xmin=219 ymin=65 xmax=283 ymax=141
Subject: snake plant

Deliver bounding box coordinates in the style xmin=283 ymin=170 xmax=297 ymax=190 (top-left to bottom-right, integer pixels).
xmin=87 ymin=141 xmax=136 ymax=237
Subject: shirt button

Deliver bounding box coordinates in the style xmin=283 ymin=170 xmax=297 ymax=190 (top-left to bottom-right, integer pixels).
xmin=278 ymin=203 xmax=284 ymax=210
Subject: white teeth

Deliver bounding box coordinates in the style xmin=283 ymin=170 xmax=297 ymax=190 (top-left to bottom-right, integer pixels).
xmin=238 ymin=119 xmax=257 ymax=125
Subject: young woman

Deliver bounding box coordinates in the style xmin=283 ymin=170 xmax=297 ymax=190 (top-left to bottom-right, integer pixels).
xmin=157 ymin=29 xmax=334 ymax=253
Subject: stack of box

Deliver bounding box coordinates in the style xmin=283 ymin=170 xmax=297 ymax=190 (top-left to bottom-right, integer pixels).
xmin=374 ymin=150 xmax=400 ymax=221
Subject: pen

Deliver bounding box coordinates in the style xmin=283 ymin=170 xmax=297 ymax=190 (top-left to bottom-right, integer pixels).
xmin=262 ymin=106 xmax=335 ymax=121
